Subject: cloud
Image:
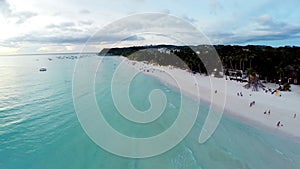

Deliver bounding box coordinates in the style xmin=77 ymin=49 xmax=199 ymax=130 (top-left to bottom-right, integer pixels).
xmin=79 ymin=9 xmax=90 ymax=14
xmin=84 ymin=13 xmax=212 ymax=47
xmin=78 ymin=20 xmax=93 ymax=26
xmin=13 ymin=11 xmax=37 ymax=24
xmin=0 ymin=0 xmax=36 ymax=24
xmin=3 ymin=13 xmax=203 ymax=50
xmin=123 ymin=35 xmax=145 ymax=41
xmin=254 ymin=14 xmax=287 ymax=30
xmin=65 ymin=45 xmax=76 ymax=51
xmin=209 ymin=0 xmax=223 ymax=14
xmin=208 ymin=25 xmax=300 ymax=45
xmin=0 ymin=45 xmax=19 ymax=54
xmin=182 ymin=15 xmax=197 ymax=23
xmin=238 ymin=14 xmax=300 ymax=43
xmin=37 ymin=46 xmax=51 ymax=52
xmin=6 ymin=34 xmax=90 ymax=45
xmin=46 ymin=22 xmax=84 ymax=33
xmin=160 ymin=9 xmax=170 ymax=15
xmin=0 ymin=0 xmax=11 ymax=16
xmin=4 ymin=30 xmax=146 ymax=47
xmin=101 ymin=13 xmax=198 ymax=35
xmin=88 ymin=34 xmax=147 ymax=44
xmin=46 ymin=22 xmax=76 ymax=29
xmin=37 ymin=46 xmax=67 ymax=52
xmin=204 ymin=13 xmax=300 ymax=45
xmin=231 ymin=34 xmax=289 ymax=44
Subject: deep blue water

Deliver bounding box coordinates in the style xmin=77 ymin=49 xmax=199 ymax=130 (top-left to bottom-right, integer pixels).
xmin=0 ymin=54 xmax=300 ymax=169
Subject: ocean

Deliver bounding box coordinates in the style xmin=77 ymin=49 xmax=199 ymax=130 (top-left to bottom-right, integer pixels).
xmin=1 ymin=54 xmax=300 ymax=169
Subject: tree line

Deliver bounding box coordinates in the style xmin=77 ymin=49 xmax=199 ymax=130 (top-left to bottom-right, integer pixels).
xmin=98 ymin=45 xmax=300 ymax=85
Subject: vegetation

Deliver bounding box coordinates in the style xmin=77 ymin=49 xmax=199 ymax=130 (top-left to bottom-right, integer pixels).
xmin=281 ymin=83 xmax=291 ymax=91
xmin=99 ymin=45 xmax=300 ymax=85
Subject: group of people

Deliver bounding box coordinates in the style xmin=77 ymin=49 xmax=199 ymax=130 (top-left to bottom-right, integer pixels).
xmin=232 ymin=87 xmax=297 ymax=129
xmin=263 ymin=110 xmax=271 ymax=115
xmin=263 ymin=87 xmax=282 ymax=97
xmin=237 ymin=92 xmax=243 ymax=97
xmin=276 ymin=113 xmax=297 ymax=127
xmin=261 ymin=109 xmax=284 ymax=127
xmin=249 ymin=103 xmax=283 ymax=128
xmin=276 ymin=113 xmax=297 ymax=128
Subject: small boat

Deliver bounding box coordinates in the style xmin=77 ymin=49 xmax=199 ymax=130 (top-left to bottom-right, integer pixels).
xmin=39 ymin=68 xmax=47 ymax=72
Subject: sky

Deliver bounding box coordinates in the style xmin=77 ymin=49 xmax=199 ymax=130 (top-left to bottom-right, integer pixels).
xmin=0 ymin=0 xmax=300 ymax=54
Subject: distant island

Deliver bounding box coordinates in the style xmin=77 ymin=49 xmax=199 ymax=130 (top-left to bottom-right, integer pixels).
xmin=99 ymin=45 xmax=300 ymax=86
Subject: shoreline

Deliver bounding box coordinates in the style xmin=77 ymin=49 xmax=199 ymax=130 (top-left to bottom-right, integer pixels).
xmin=120 ymin=56 xmax=300 ymax=143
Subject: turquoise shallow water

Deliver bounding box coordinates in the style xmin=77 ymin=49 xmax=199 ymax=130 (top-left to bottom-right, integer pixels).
xmin=1 ymin=54 xmax=300 ymax=169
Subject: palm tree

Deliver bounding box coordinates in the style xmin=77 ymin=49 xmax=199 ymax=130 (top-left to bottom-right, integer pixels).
xmin=248 ymin=55 xmax=255 ymax=69
xmin=276 ymin=66 xmax=284 ymax=84
xmin=242 ymin=56 xmax=248 ymax=71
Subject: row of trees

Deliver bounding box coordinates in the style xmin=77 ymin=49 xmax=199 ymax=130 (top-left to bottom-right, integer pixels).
xmin=216 ymin=45 xmax=300 ymax=84
xmin=99 ymin=45 xmax=300 ymax=85
xmin=99 ymin=45 xmax=222 ymax=75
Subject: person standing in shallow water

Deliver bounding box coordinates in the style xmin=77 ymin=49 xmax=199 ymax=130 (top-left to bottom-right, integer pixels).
xmin=294 ymin=113 xmax=297 ymax=118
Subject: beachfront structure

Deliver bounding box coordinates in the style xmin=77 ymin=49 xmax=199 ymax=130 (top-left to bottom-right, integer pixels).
xmin=225 ymin=69 xmax=248 ymax=82
xmin=243 ymin=74 xmax=265 ymax=91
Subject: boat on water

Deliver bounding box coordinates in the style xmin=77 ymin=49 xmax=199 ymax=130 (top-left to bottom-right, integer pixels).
xmin=39 ymin=68 xmax=47 ymax=72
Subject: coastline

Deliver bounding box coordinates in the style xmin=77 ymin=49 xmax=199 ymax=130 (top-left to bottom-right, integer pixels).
xmin=120 ymin=56 xmax=300 ymax=142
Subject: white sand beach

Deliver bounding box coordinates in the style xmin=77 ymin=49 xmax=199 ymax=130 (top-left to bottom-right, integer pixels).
xmin=121 ymin=56 xmax=300 ymax=141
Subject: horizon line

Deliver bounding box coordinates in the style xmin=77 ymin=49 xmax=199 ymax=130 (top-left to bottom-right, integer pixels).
xmin=0 ymin=52 xmax=98 ymax=57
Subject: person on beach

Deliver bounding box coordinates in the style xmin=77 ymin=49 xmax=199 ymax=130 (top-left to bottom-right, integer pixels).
xmin=250 ymin=101 xmax=255 ymax=107
xmin=268 ymin=110 xmax=270 ymax=115
xmin=277 ymin=121 xmax=281 ymax=127
xmin=294 ymin=113 xmax=297 ymax=118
